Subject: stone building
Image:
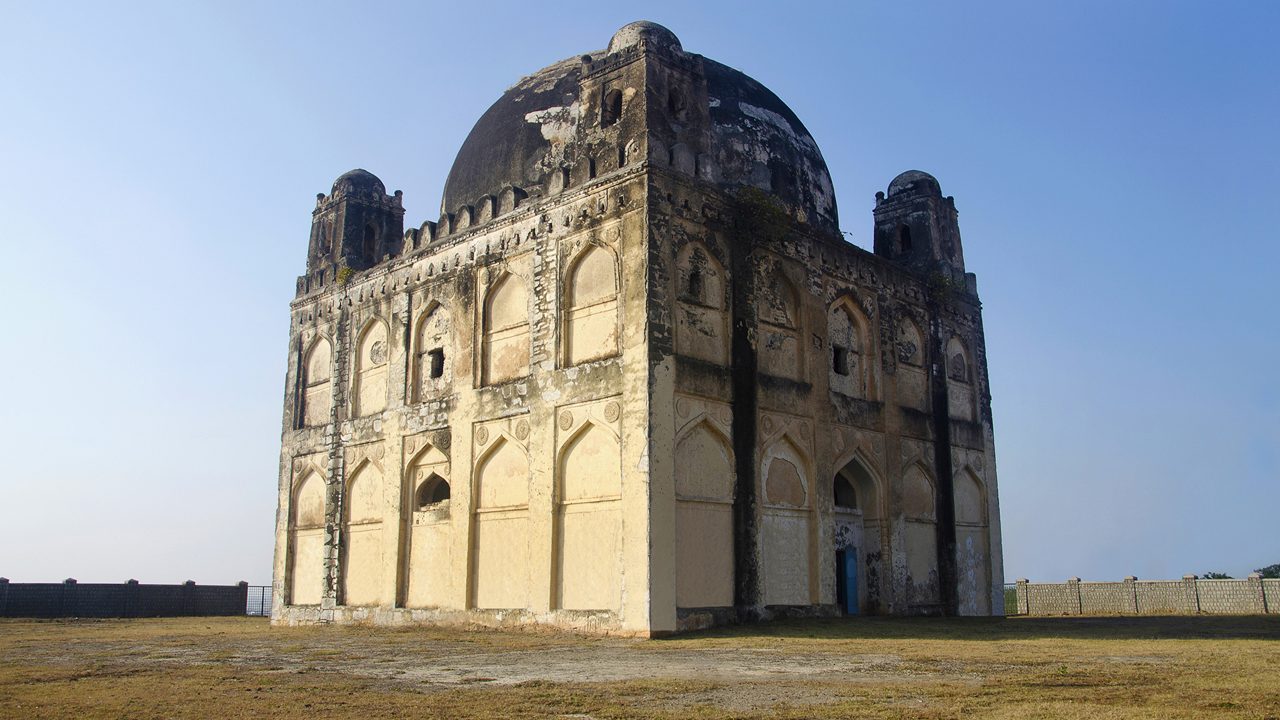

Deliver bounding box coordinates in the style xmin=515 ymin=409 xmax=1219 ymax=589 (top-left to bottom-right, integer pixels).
xmin=271 ymin=21 xmax=1003 ymax=635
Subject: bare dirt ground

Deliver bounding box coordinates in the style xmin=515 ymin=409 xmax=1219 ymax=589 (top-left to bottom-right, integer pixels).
xmin=1 ymin=615 xmax=1277 ymax=719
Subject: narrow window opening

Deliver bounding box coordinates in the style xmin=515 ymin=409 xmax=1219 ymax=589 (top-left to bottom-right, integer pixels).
xmin=685 ymin=268 xmax=704 ymax=304
xmin=601 ymin=88 xmax=622 ymax=126
xmin=362 ymin=223 xmax=377 ymax=260
xmin=833 ymin=346 xmax=850 ymax=376
xmin=560 ymin=166 xmax=571 ymax=190
xmin=588 ymin=157 xmax=597 ymax=179
xmin=898 ymin=225 xmax=913 ymax=253
xmin=618 ymin=145 xmax=627 ymax=168
xmin=415 ymin=474 xmax=451 ymax=509
xmin=428 ymin=348 xmax=445 ymax=379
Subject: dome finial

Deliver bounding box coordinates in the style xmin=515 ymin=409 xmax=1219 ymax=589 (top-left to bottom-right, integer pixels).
xmin=608 ymin=21 xmax=682 ymax=54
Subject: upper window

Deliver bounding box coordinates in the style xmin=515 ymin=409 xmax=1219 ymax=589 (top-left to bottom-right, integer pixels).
xmin=601 ymin=88 xmax=623 ymax=126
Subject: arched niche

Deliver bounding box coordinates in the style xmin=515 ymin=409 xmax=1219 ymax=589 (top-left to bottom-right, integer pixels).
xmin=902 ymin=463 xmax=940 ymax=607
xmin=289 ymin=470 xmax=327 ymax=605
xmin=896 ymin=316 xmax=928 ymax=411
xmin=828 ymin=298 xmax=874 ymax=400
xmin=760 ymin=434 xmax=813 ymax=605
xmin=832 ymin=454 xmax=888 ymax=614
xmin=674 ymin=419 xmax=735 ymax=608
xmin=555 ymin=422 xmax=622 ymax=611
xmin=404 ymin=442 xmax=452 ymax=609
xmin=757 ymin=271 xmax=804 ymax=381
xmin=674 ymin=241 xmax=729 ymax=365
xmin=954 ymin=467 xmax=991 ymax=615
xmin=471 ymin=435 xmax=532 ymax=609
xmin=481 ymin=274 xmax=530 ymax=385
xmin=414 ymin=304 xmax=452 ymax=402
xmin=301 ymin=337 xmax=333 ymax=427
xmin=353 ymin=320 xmax=389 ymax=416
xmin=945 ymin=335 xmax=976 ymax=421
xmin=341 ymin=461 xmax=385 ymax=606
xmin=564 ymin=244 xmax=620 ymax=365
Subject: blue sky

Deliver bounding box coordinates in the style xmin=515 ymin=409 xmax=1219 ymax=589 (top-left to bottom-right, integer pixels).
xmin=0 ymin=1 xmax=1275 ymax=586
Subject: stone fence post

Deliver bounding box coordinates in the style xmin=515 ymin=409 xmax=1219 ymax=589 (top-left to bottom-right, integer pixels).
xmin=1067 ymin=577 xmax=1082 ymax=615
xmin=1124 ymin=576 xmax=1139 ymax=614
xmin=1247 ymin=573 xmax=1266 ymax=614
xmin=1181 ymin=574 xmax=1200 ymax=614
xmin=1016 ymin=578 xmax=1029 ymax=615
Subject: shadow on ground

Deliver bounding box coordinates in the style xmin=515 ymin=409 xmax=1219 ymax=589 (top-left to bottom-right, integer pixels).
xmin=667 ymin=614 xmax=1280 ymax=643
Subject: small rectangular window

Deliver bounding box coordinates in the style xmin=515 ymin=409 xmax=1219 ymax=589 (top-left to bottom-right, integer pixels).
xmin=833 ymin=346 xmax=850 ymax=376
xmin=428 ymin=348 xmax=445 ymax=379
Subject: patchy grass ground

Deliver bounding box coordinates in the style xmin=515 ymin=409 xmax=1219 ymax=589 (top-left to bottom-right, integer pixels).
xmin=1 ymin=615 xmax=1277 ymax=719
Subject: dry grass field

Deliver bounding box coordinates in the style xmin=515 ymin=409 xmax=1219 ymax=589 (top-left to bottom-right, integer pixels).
xmin=1 ymin=615 xmax=1277 ymax=719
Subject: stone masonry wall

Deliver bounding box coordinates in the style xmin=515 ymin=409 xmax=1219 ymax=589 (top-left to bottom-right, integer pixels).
xmin=1012 ymin=575 xmax=1275 ymax=616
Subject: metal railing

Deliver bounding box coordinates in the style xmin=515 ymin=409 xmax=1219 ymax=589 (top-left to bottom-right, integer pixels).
xmin=245 ymin=585 xmax=271 ymax=616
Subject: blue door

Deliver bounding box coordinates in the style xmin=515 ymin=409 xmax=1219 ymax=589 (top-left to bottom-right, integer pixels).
xmin=836 ymin=549 xmax=859 ymax=615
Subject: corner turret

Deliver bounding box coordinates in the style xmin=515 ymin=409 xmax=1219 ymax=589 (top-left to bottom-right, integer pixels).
xmin=304 ymin=169 xmax=405 ymax=283
xmin=873 ymin=171 xmax=970 ymax=288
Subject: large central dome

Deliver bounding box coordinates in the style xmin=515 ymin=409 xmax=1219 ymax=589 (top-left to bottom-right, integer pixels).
xmin=441 ymin=21 xmax=838 ymax=232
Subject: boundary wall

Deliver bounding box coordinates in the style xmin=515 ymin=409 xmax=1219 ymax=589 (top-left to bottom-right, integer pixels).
xmin=1009 ymin=574 xmax=1277 ymax=616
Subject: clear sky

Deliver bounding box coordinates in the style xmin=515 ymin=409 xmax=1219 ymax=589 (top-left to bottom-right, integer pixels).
xmin=1 ymin=1 xmax=1276 ymax=586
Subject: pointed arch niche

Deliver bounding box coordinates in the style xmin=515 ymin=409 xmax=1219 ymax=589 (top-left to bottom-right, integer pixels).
xmin=289 ymin=469 xmax=327 ymax=605
xmin=760 ymin=434 xmax=814 ymax=605
xmin=674 ymin=241 xmax=729 ymax=365
xmin=481 ymin=273 xmax=530 ymax=385
xmin=946 ymin=336 xmax=976 ymax=421
xmin=404 ymin=442 xmax=452 ymax=608
xmin=413 ymin=304 xmax=452 ymax=402
xmin=554 ymin=421 xmax=623 ymax=611
xmin=341 ymin=461 xmax=386 ymax=606
xmin=828 ymin=297 xmax=875 ymax=400
xmin=902 ymin=463 xmax=940 ymax=608
xmin=564 ymin=244 xmax=620 ymax=366
xmin=896 ymin=316 xmax=928 ymax=411
xmin=353 ymin=320 xmax=389 ymax=416
xmin=757 ymin=270 xmax=804 ymax=381
xmin=832 ymin=453 xmax=887 ymax=613
xmin=470 ymin=435 xmax=531 ymax=609
xmin=301 ymin=337 xmax=333 ymax=427
xmin=674 ymin=418 xmax=735 ymax=608
xmin=953 ymin=467 xmax=991 ymax=615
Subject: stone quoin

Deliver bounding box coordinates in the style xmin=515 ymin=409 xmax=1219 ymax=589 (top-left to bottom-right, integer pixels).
xmin=272 ymin=21 xmax=1004 ymax=635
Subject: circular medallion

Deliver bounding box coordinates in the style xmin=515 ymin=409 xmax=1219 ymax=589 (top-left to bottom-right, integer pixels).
xmin=558 ymin=410 xmax=574 ymax=431
xmin=475 ymin=426 xmax=489 ymax=445
xmin=675 ymin=397 xmax=690 ymax=418
xmin=604 ymin=401 xmax=621 ymax=423
xmin=370 ymin=341 xmax=387 ymax=364
xmin=515 ymin=419 xmax=530 ymax=440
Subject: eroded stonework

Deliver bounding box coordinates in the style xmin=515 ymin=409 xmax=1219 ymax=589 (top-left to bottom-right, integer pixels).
xmin=272 ymin=21 xmax=1004 ymax=635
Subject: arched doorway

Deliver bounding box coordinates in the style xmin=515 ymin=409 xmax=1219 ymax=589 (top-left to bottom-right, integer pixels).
xmin=832 ymin=455 xmax=885 ymax=614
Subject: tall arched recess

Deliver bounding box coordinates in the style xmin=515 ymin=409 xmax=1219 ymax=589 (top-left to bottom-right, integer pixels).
xmin=902 ymin=464 xmax=940 ymax=609
xmin=555 ymin=422 xmax=622 ymax=611
xmin=673 ymin=420 xmax=735 ymax=609
xmin=953 ymin=468 xmax=991 ymax=615
xmin=481 ymin=274 xmax=530 ymax=385
xmin=832 ymin=455 xmax=887 ymax=614
xmin=341 ymin=461 xmax=386 ymax=606
xmin=564 ymin=244 xmax=620 ymax=366
xmin=470 ymin=437 xmax=531 ymax=609
xmin=289 ymin=470 xmax=327 ymax=605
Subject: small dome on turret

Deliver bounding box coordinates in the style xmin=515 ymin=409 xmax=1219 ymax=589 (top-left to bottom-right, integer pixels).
xmin=331 ymin=168 xmax=386 ymax=198
xmin=887 ymin=170 xmax=942 ymax=198
xmin=607 ymin=20 xmax=682 ymax=54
